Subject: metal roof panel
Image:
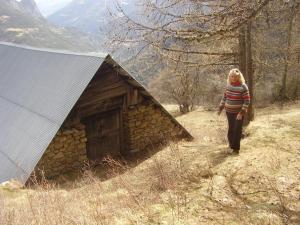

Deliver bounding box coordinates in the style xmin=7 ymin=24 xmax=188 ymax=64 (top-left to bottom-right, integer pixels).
xmin=0 ymin=43 xmax=105 ymax=183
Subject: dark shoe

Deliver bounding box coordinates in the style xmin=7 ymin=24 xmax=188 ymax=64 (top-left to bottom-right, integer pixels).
xmin=226 ymin=147 xmax=234 ymax=154
xmin=232 ymin=150 xmax=239 ymax=155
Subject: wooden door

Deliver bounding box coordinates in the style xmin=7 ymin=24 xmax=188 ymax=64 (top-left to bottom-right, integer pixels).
xmin=83 ymin=109 xmax=121 ymax=160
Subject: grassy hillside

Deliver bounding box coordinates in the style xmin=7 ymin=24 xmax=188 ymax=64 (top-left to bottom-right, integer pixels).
xmin=1 ymin=102 xmax=300 ymax=225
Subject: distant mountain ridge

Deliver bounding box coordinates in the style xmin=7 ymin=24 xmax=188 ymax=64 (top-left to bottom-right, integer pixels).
xmin=18 ymin=0 xmax=42 ymax=18
xmin=48 ymin=0 xmax=137 ymax=36
xmin=47 ymin=0 xmax=164 ymax=86
xmin=48 ymin=0 xmax=107 ymax=35
xmin=0 ymin=0 xmax=102 ymax=52
xmin=46 ymin=0 xmax=163 ymax=86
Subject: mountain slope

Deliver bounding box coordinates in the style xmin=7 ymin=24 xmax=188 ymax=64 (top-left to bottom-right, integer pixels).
xmin=48 ymin=0 xmax=137 ymax=37
xmin=1 ymin=102 xmax=300 ymax=224
xmin=0 ymin=0 xmax=102 ymax=51
xmin=19 ymin=0 xmax=42 ymax=18
xmin=48 ymin=0 xmax=108 ymax=35
xmin=48 ymin=0 xmax=163 ymax=86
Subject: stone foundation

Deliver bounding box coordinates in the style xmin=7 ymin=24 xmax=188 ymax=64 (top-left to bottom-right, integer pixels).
xmin=34 ymin=123 xmax=88 ymax=178
xmin=124 ymin=101 xmax=184 ymax=152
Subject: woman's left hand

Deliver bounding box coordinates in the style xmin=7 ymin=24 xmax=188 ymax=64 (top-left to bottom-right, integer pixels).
xmin=236 ymin=113 xmax=243 ymax=120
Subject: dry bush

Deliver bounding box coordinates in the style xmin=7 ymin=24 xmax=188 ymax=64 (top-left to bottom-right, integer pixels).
xmin=148 ymin=142 xmax=186 ymax=191
xmin=97 ymin=140 xmax=191 ymax=224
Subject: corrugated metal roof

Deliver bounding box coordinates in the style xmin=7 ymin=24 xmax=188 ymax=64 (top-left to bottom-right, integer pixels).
xmin=0 ymin=43 xmax=105 ymax=183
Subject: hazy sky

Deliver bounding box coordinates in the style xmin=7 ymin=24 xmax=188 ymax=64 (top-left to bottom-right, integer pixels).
xmin=34 ymin=0 xmax=73 ymax=16
xmin=34 ymin=0 xmax=129 ymax=16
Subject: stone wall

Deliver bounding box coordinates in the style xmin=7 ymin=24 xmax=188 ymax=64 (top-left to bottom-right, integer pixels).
xmin=34 ymin=123 xmax=87 ymax=178
xmin=123 ymin=101 xmax=185 ymax=152
xmin=33 ymin=100 xmax=189 ymax=178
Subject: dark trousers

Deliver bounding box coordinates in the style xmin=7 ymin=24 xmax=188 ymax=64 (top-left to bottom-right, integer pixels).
xmin=226 ymin=112 xmax=243 ymax=151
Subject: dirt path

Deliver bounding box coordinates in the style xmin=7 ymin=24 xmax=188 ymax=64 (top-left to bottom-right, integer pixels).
xmin=171 ymin=104 xmax=300 ymax=224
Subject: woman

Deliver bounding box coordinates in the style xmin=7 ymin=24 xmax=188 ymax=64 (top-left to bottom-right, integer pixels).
xmin=218 ymin=68 xmax=250 ymax=154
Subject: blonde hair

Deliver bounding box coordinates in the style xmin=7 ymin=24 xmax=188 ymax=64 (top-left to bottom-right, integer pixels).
xmin=227 ymin=68 xmax=246 ymax=85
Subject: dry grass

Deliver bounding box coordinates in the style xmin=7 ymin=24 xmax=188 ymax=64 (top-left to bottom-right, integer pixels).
xmin=1 ymin=101 xmax=300 ymax=225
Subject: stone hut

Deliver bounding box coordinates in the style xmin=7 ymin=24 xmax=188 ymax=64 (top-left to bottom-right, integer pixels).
xmin=0 ymin=42 xmax=192 ymax=183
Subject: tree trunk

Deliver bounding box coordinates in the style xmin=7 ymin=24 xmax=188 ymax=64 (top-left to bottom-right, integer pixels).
xmin=239 ymin=21 xmax=255 ymax=126
xmin=179 ymin=103 xmax=190 ymax=114
xmin=280 ymin=4 xmax=298 ymax=104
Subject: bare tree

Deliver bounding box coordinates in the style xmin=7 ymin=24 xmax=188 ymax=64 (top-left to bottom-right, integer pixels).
xmin=108 ymin=0 xmax=271 ymax=61
xmin=250 ymin=0 xmax=300 ymax=105
xmin=107 ymin=0 xmax=300 ymax=123
xmin=280 ymin=1 xmax=300 ymax=102
xmin=148 ymin=64 xmax=203 ymax=113
xmin=238 ymin=21 xmax=255 ymax=125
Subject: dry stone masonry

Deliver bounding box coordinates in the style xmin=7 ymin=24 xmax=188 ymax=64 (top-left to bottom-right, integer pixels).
xmin=34 ymin=100 xmax=186 ymax=179
xmin=34 ymin=123 xmax=88 ymax=178
xmin=124 ymin=101 xmax=183 ymax=152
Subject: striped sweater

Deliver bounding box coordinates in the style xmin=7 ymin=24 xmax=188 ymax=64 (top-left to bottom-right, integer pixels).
xmin=219 ymin=82 xmax=250 ymax=115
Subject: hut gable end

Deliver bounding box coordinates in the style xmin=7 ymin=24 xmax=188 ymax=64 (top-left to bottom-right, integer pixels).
xmin=0 ymin=42 xmax=192 ymax=183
